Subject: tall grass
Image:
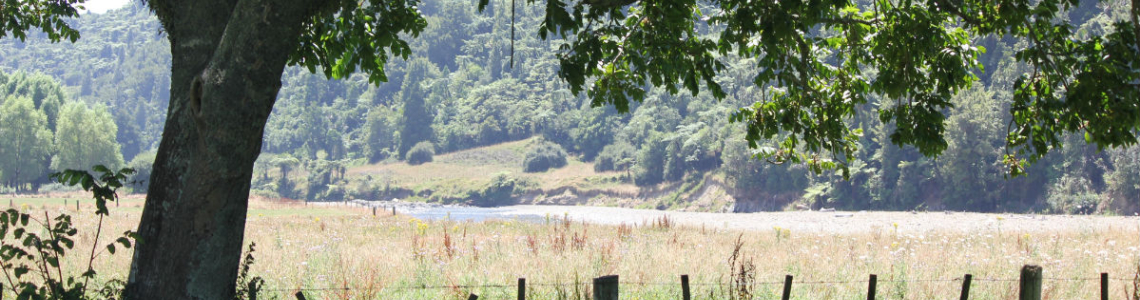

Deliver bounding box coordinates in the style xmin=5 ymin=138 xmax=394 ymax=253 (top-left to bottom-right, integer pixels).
xmin=2 ymin=195 xmax=1137 ymax=299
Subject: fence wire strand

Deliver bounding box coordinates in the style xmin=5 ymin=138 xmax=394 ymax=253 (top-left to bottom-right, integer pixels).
xmin=264 ymin=274 xmax=1129 ymax=294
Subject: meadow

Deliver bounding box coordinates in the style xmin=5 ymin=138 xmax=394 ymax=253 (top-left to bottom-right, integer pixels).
xmin=2 ymin=194 xmax=1138 ymax=299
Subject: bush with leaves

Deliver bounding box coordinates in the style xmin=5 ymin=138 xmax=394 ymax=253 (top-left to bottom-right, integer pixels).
xmin=233 ymin=243 xmax=263 ymax=300
xmin=1047 ymin=175 xmax=1101 ymax=214
xmin=633 ymin=135 xmax=667 ymax=186
xmin=594 ymin=143 xmax=635 ymax=172
xmin=405 ymin=141 xmax=435 ymax=165
xmin=0 ymin=165 xmax=139 ymax=300
xmin=471 ymin=172 xmax=516 ymax=207
xmin=522 ymin=141 xmax=567 ymax=173
xmin=124 ymin=151 xmax=156 ymax=194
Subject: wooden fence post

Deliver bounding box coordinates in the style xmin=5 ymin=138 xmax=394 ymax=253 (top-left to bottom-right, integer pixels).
xmin=76 ymin=200 xmax=79 ymax=211
xmin=392 ymin=207 xmax=396 ymax=215
xmin=781 ymin=275 xmax=793 ymax=300
xmin=518 ymin=277 xmax=526 ymax=300
xmin=1019 ymin=265 xmax=1042 ymax=300
xmin=467 ymin=293 xmax=478 ymax=300
xmin=680 ymin=274 xmax=690 ymax=300
xmin=867 ymin=274 xmax=877 ymax=300
xmin=959 ymin=274 xmax=972 ymax=300
xmin=372 ymin=207 xmax=377 ymax=216
xmin=294 ymin=291 xmax=307 ymax=300
xmin=593 ymin=275 xmax=618 ymax=300
xmin=1101 ymin=273 xmax=1108 ymax=300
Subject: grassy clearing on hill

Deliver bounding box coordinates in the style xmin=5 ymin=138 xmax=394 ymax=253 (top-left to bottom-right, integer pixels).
xmin=0 ymin=195 xmax=1136 ymax=299
xmin=345 ymin=138 xmax=654 ymax=206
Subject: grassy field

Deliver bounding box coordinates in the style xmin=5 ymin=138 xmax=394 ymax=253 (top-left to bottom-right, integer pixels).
xmin=0 ymin=194 xmax=1137 ymax=299
xmin=344 ymin=138 xmax=730 ymax=211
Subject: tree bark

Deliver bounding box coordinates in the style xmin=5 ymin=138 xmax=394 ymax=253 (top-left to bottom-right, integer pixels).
xmin=124 ymin=1 xmax=324 ymax=299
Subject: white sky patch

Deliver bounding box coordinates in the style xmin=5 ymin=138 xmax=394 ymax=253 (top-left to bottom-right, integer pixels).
xmin=80 ymin=0 xmax=130 ymax=14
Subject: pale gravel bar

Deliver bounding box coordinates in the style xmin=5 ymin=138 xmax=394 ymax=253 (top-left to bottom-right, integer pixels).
xmin=495 ymin=205 xmax=1140 ymax=234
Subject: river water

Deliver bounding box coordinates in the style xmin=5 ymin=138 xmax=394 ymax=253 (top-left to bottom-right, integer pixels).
xmin=351 ymin=200 xmax=546 ymax=222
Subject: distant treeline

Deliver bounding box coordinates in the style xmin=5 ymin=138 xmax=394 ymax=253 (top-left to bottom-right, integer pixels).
xmin=0 ymin=1 xmax=1136 ymax=214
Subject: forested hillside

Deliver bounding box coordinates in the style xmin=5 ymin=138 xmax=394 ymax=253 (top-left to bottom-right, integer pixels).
xmin=0 ymin=1 xmax=1137 ymax=214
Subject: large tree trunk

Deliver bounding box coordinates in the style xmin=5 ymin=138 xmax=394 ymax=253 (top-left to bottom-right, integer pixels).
xmin=124 ymin=1 xmax=323 ymax=299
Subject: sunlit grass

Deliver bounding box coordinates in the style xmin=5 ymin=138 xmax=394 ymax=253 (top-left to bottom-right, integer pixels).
xmin=0 ymin=195 xmax=1136 ymax=299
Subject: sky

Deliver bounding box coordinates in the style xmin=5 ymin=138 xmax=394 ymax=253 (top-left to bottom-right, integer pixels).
xmin=80 ymin=0 xmax=130 ymax=14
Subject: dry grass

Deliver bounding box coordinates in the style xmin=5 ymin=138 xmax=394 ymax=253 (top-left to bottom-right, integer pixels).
xmin=0 ymin=195 xmax=1137 ymax=299
xmin=345 ymin=138 xmax=641 ymax=203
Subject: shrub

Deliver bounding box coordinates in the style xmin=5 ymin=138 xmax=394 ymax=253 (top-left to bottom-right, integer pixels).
xmin=522 ymin=141 xmax=568 ymax=172
xmin=406 ymin=141 xmax=435 ymax=165
xmin=595 ymin=143 xmax=636 ymax=172
xmin=126 ymin=150 xmax=157 ymax=193
xmin=633 ymin=135 xmax=667 ymax=186
xmin=472 ymin=172 xmax=516 ymax=207
xmin=34 ymin=166 xmax=140 ymax=299
xmin=1047 ymin=175 xmax=1101 ymax=214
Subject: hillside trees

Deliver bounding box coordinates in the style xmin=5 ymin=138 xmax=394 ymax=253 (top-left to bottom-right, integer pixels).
xmin=0 ymin=96 xmax=53 ymax=191
xmin=363 ymin=105 xmax=400 ymax=162
xmin=0 ymin=72 xmax=125 ymax=192
xmin=398 ymin=58 xmax=439 ymax=158
xmin=51 ymin=101 xmax=124 ymax=172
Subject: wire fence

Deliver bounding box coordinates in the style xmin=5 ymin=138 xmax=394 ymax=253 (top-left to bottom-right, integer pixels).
xmin=258 ymin=267 xmax=1136 ymax=300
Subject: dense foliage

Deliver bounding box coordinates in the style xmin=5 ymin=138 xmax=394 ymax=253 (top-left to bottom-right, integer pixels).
xmin=1 ymin=1 xmax=1138 ymax=213
xmin=405 ymin=141 xmax=436 ymax=165
xmin=0 ymin=72 xmax=124 ymax=192
xmin=522 ymin=141 xmax=568 ymax=172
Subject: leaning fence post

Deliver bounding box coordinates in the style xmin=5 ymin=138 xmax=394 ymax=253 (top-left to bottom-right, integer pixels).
xmin=1019 ymin=265 xmax=1042 ymax=300
xmin=781 ymin=275 xmax=793 ymax=300
xmin=959 ymin=274 xmax=972 ymax=300
xmin=518 ymin=277 xmax=526 ymax=300
xmin=867 ymin=274 xmax=877 ymax=300
xmin=593 ymin=275 xmax=618 ymax=300
xmin=680 ymin=274 xmax=691 ymax=300
xmin=1101 ymin=273 xmax=1108 ymax=300
xmin=294 ymin=291 xmax=307 ymax=300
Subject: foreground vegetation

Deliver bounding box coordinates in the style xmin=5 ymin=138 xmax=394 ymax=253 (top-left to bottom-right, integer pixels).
xmin=4 ymin=195 xmax=1135 ymax=299
xmin=3 ymin=1 xmax=1140 ymax=214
